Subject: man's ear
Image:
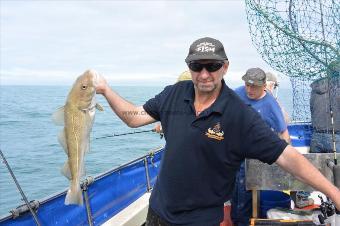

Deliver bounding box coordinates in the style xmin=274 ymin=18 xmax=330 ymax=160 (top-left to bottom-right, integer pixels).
xmin=222 ymin=61 xmax=229 ymax=75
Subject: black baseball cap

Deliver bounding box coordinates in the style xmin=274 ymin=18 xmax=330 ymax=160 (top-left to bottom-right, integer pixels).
xmin=185 ymin=37 xmax=228 ymax=63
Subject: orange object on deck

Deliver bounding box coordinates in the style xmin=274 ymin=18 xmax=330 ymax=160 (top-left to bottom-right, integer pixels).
xmin=220 ymin=204 xmax=234 ymax=226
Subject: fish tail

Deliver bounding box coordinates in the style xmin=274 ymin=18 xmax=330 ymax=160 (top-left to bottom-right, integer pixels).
xmin=65 ymin=184 xmax=83 ymax=205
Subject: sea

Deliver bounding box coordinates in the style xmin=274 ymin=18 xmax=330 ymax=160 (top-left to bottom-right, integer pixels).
xmin=0 ymin=85 xmax=293 ymax=217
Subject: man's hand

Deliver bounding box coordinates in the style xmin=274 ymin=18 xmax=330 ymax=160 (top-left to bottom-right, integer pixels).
xmin=95 ymin=73 xmax=109 ymax=95
xmin=153 ymin=123 xmax=163 ymax=133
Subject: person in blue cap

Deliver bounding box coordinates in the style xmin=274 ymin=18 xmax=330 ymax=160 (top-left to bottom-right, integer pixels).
xmin=96 ymin=37 xmax=340 ymax=226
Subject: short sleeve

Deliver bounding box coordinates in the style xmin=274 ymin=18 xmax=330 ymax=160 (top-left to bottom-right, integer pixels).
xmin=143 ymin=85 xmax=173 ymax=121
xmin=242 ymin=111 xmax=288 ymax=165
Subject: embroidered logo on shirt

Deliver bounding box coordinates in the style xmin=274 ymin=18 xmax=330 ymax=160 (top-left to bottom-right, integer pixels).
xmin=205 ymin=122 xmax=224 ymax=140
xmin=196 ymin=42 xmax=215 ymax=53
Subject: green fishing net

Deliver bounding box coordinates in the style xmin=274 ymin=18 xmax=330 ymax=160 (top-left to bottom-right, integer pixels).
xmin=245 ymin=0 xmax=339 ymax=121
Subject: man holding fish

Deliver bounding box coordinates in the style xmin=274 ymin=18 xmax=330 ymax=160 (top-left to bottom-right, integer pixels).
xmin=94 ymin=37 xmax=340 ymax=226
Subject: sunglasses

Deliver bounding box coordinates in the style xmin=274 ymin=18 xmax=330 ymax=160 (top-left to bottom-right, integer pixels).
xmin=188 ymin=61 xmax=224 ymax=72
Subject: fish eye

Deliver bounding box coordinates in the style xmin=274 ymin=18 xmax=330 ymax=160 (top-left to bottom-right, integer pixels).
xmin=81 ymin=85 xmax=87 ymax=90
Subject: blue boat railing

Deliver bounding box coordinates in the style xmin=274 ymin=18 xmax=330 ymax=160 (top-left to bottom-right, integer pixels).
xmin=0 ymin=146 xmax=164 ymax=226
xmin=1 ymin=122 xmax=314 ymax=226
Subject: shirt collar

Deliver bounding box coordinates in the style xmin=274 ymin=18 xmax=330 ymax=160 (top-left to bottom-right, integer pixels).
xmin=183 ymin=79 xmax=231 ymax=114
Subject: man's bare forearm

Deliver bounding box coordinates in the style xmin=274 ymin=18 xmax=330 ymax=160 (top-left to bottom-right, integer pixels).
xmin=96 ymin=77 xmax=156 ymax=127
xmin=276 ymin=145 xmax=340 ymax=210
xmin=102 ymin=88 xmax=138 ymax=125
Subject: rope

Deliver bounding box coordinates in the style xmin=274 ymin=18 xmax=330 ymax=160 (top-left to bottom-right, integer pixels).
xmin=0 ymin=149 xmax=42 ymax=226
xmin=144 ymin=157 xmax=152 ymax=192
xmin=81 ymin=176 xmax=95 ymax=226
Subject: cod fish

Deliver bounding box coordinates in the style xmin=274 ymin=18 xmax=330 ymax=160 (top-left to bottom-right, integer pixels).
xmin=52 ymin=69 xmax=103 ymax=205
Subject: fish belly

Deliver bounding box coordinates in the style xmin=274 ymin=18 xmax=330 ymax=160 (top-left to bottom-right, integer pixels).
xmin=64 ymin=107 xmax=93 ymax=205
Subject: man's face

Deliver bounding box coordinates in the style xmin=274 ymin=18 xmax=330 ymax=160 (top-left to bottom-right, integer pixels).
xmin=245 ymin=82 xmax=266 ymax=100
xmin=189 ymin=60 xmax=228 ymax=93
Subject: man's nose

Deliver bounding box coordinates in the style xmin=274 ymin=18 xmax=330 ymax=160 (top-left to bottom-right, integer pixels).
xmin=199 ymin=68 xmax=210 ymax=79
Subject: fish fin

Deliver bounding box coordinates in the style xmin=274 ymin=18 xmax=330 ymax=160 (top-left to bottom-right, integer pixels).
xmin=95 ymin=103 xmax=104 ymax=111
xmin=65 ymin=184 xmax=83 ymax=205
xmin=61 ymin=161 xmax=72 ymax=179
xmin=58 ymin=130 xmax=68 ymax=154
xmin=52 ymin=107 xmax=65 ymax=126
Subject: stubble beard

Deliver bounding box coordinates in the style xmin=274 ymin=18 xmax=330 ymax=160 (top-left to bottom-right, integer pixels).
xmin=196 ymin=82 xmax=218 ymax=94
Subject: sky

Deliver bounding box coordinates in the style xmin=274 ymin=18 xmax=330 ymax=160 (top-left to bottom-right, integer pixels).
xmin=0 ymin=0 xmax=292 ymax=88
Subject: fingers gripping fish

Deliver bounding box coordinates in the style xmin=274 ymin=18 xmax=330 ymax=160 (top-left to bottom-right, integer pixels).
xmin=52 ymin=70 xmax=104 ymax=205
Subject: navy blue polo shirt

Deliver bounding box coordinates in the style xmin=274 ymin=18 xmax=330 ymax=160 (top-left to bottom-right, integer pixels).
xmin=143 ymin=80 xmax=287 ymax=225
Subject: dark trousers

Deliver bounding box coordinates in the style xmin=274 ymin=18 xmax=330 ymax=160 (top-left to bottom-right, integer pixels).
xmin=231 ymin=162 xmax=252 ymax=226
xmin=310 ymin=132 xmax=340 ymax=153
xmin=145 ymin=207 xmax=171 ymax=226
xmin=145 ymin=206 xmax=221 ymax=226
